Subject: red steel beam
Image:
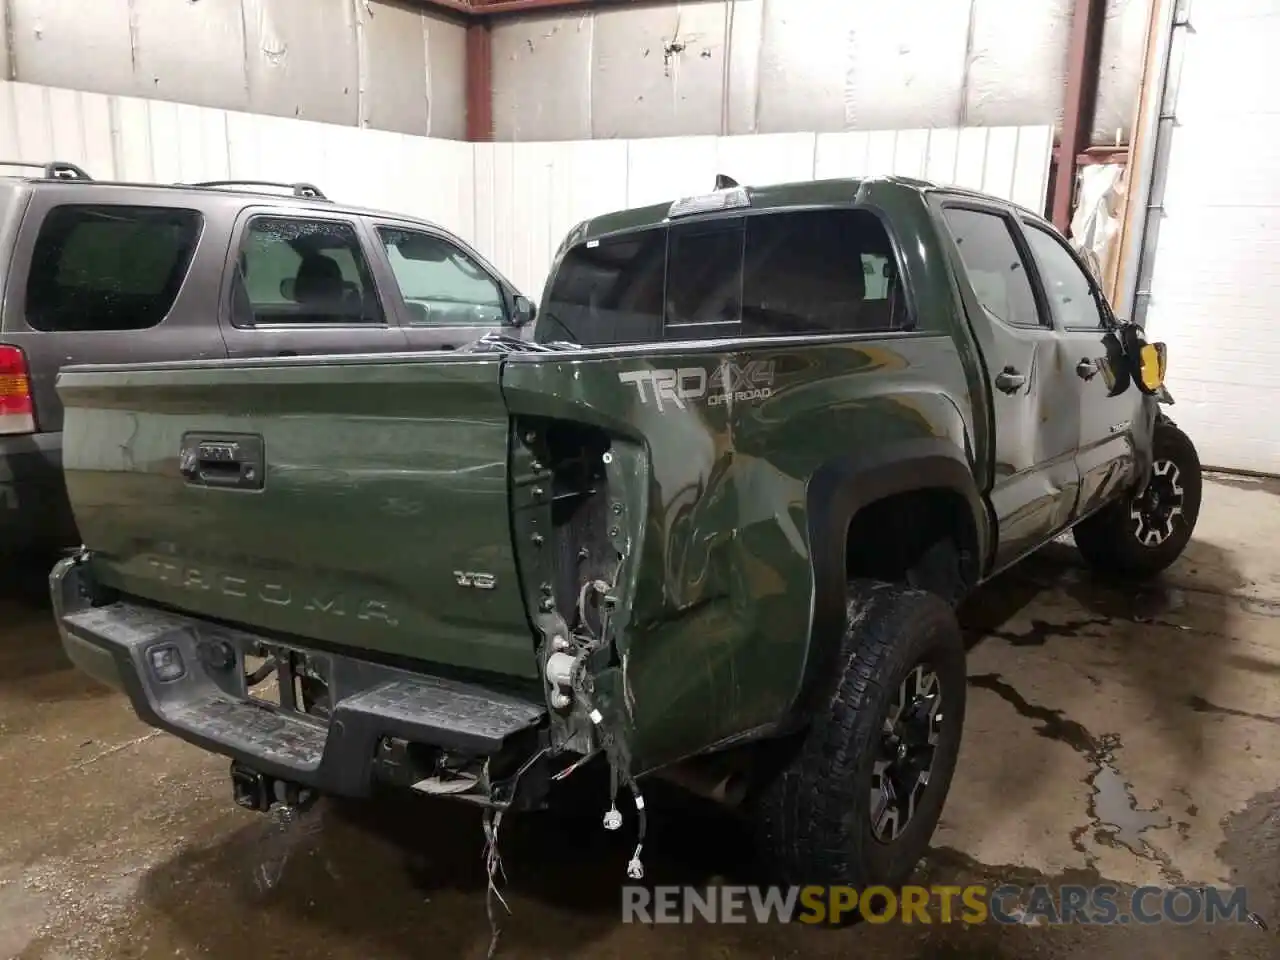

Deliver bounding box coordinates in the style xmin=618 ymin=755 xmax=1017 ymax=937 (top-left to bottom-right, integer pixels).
xmin=1077 ymin=144 xmax=1130 ymax=166
xmin=417 ymin=0 xmax=672 ymax=18
xmin=471 ymin=0 xmax=624 ymax=12
xmin=465 ymin=20 xmax=494 ymax=141
xmin=420 ymin=0 xmax=473 ymax=14
xmin=445 ymin=0 xmax=655 ymax=141
xmin=1052 ymin=0 xmax=1108 ymax=232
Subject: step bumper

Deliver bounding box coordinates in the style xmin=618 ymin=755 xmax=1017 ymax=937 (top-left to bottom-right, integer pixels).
xmin=50 ymin=554 xmax=548 ymax=799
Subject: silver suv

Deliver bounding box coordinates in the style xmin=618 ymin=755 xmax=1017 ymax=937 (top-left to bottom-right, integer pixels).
xmin=0 ymin=160 xmax=533 ymax=563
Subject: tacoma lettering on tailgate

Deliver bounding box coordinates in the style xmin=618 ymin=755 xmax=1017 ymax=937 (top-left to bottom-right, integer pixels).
xmin=144 ymin=556 xmax=399 ymax=626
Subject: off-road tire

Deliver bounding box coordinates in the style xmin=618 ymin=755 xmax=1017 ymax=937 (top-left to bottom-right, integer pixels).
xmin=1072 ymin=422 xmax=1202 ymax=580
xmin=752 ymin=580 xmax=967 ymax=893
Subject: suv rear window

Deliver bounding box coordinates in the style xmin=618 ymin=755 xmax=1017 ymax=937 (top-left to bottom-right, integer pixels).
xmin=25 ymin=205 xmax=202 ymax=332
xmin=541 ymin=208 xmax=911 ymax=346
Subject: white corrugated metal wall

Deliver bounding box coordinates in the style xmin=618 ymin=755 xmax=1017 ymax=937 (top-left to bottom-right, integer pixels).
xmin=1141 ymin=0 xmax=1280 ymax=474
xmin=0 ymin=79 xmax=1054 ymax=301
xmin=0 ymin=82 xmax=478 ymax=246
xmin=475 ymin=126 xmax=1055 ymax=298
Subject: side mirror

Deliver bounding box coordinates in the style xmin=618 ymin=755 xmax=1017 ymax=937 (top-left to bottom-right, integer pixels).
xmin=1118 ymin=322 xmax=1167 ymax=396
xmin=280 ymin=278 xmax=296 ymax=301
xmin=1096 ymin=330 xmax=1131 ymax=397
xmin=1137 ymin=341 xmax=1168 ymax=394
xmin=511 ymin=294 xmax=536 ymax=327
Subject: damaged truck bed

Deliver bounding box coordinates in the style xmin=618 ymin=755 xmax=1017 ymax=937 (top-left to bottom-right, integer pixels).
xmin=50 ymin=175 xmax=1199 ymax=910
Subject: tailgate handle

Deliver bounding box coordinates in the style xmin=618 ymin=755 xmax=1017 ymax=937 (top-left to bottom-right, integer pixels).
xmin=179 ymin=434 xmax=265 ymax=491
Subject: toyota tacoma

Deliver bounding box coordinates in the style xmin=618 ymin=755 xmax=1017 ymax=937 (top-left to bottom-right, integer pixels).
xmin=49 ymin=175 xmax=1198 ymax=906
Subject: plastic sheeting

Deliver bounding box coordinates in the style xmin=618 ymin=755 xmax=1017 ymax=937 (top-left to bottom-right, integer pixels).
xmin=1069 ymin=163 xmax=1127 ymax=301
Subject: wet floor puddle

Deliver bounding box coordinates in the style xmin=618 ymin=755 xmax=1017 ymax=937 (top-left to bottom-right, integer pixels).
xmin=958 ymin=550 xmax=1236 ymax=881
xmin=969 ymin=672 xmax=1177 ymax=879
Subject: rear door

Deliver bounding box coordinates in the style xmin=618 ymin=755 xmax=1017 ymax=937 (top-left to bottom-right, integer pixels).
xmin=366 ymin=219 xmax=520 ymax=351
xmin=1016 ymin=216 xmax=1144 ymax=519
xmin=218 ymin=208 xmax=408 ymax=358
xmin=4 ymin=190 xmax=226 ymax=432
xmin=935 ymin=200 xmax=1082 ymax=572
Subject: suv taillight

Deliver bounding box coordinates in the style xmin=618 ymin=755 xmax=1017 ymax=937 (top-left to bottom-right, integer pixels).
xmin=0 ymin=345 xmax=35 ymax=434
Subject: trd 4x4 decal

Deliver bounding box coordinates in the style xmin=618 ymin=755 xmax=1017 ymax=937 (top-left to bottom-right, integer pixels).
xmin=618 ymin=360 xmax=775 ymax=411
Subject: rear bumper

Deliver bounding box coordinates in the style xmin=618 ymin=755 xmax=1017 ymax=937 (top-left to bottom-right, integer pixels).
xmin=50 ymin=554 xmax=549 ymax=800
xmin=0 ymin=431 xmax=77 ymax=555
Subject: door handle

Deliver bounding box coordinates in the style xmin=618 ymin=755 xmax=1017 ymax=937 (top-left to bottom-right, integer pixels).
xmin=994 ymin=367 xmax=1026 ymax=394
xmin=1076 ymin=358 xmax=1098 ymax=380
xmin=277 ymin=349 xmax=298 ymax=357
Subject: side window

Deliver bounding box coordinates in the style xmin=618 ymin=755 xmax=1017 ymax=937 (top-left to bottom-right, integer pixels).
xmin=1023 ymin=224 xmax=1106 ymax=330
xmin=379 ymin=228 xmax=506 ymax=327
xmin=25 ymin=204 xmax=202 ymax=332
xmin=232 ymin=217 xmax=384 ymax=327
xmin=741 ymin=209 xmax=911 ymax=336
xmin=941 ymin=208 xmax=1042 ymax=328
xmin=540 ymin=228 xmax=666 ymax=347
xmin=664 ymin=222 xmax=744 ymax=337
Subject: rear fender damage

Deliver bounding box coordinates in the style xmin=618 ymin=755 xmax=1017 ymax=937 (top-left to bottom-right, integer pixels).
xmin=511 ymin=417 xmax=647 ymax=785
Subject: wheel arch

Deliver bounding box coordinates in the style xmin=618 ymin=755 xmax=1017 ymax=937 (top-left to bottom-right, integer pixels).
xmin=784 ymin=438 xmax=989 ymax=728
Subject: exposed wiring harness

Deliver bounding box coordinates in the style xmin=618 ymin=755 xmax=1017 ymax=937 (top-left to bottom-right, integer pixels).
xmin=622 ymin=774 xmax=647 ymax=880
xmin=554 ymin=559 xmax=647 ymax=881
xmin=481 ymin=746 xmax=549 ymax=959
xmin=586 ymin=704 xmax=647 ymax=880
xmin=552 ymin=747 xmax=601 ymax=781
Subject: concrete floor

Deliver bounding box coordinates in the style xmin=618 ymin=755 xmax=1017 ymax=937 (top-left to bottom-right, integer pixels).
xmin=2 ymin=475 xmax=1279 ymax=959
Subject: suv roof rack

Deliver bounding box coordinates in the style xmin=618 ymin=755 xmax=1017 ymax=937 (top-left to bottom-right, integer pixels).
xmin=0 ymin=160 xmax=93 ymax=181
xmin=183 ymin=179 xmax=329 ymax=201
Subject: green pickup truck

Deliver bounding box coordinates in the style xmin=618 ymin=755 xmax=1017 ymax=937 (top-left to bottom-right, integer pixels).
xmin=49 ymin=175 xmax=1198 ymax=898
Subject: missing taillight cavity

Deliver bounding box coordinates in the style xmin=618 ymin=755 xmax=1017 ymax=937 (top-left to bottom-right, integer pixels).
xmin=0 ymin=345 xmax=35 ymax=434
xmin=544 ymin=422 xmax=616 ymax=632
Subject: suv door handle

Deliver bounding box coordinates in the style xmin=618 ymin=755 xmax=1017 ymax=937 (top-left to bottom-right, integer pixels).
xmin=1076 ymin=358 xmax=1098 ymax=380
xmin=994 ymin=367 xmax=1026 ymax=394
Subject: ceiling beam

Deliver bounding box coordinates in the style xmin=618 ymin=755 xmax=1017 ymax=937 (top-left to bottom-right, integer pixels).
xmin=413 ymin=0 xmax=659 ymax=19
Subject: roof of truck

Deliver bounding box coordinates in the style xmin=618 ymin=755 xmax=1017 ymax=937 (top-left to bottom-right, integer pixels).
xmin=566 ymin=174 xmax=1046 ymax=249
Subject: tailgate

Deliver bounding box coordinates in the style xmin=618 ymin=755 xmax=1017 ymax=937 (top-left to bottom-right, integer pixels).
xmin=56 ymin=354 xmax=537 ymax=680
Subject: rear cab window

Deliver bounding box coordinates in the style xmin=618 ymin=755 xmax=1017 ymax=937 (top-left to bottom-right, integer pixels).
xmin=741 ymin=210 xmax=908 ymax=337
xmin=541 ymin=207 xmax=913 ymax=347
xmin=25 ymin=204 xmax=202 ymax=331
xmin=542 ymin=228 xmax=666 ymax=346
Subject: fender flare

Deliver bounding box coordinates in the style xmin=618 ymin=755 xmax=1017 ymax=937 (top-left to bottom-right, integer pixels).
xmin=784 ymin=438 xmax=989 ymax=728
